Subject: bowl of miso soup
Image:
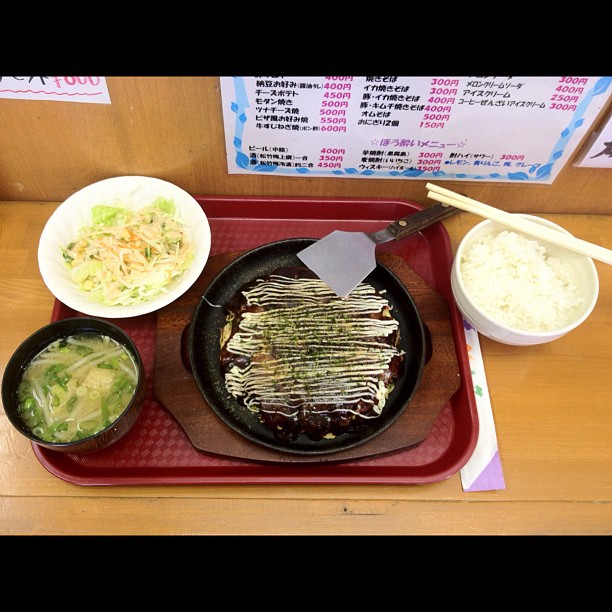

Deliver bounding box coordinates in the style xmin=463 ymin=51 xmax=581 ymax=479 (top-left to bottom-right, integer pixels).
xmin=2 ymin=317 xmax=146 ymax=454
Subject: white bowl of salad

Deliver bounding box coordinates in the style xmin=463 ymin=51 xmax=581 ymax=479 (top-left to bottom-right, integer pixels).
xmin=38 ymin=176 xmax=211 ymax=318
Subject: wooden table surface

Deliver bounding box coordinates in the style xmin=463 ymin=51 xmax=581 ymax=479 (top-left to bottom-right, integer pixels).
xmin=1 ymin=201 xmax=611 ymax=536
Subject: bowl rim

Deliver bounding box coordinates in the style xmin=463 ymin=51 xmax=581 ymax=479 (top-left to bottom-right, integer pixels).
xmin=452 ymin=214 xmax=600 ymax=338
xmin=1 ymin=317 xmax=145 ymax=449
xmin=37 ymin=175 xmax=211 ymax=318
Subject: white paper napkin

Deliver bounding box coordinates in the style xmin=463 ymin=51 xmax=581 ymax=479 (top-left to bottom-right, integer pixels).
xmin=460 ymin=321 xmax=506 ymax=492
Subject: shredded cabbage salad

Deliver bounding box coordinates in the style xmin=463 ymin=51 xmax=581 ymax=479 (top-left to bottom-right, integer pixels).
xmin=61 ymin=197 xmax=195 ymax=306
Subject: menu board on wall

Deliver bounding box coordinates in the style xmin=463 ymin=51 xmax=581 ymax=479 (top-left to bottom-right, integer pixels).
xmin=574 ymin=110 xmax=612 ymax=168
xmin=0 ymin=77 xmax=110 ymax=104
xmin=220 ymin=76 xmax=612 ymax=184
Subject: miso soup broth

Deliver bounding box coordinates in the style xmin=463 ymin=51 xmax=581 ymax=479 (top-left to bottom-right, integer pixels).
xmin=16 ymin=332 xmax=139 ymax=443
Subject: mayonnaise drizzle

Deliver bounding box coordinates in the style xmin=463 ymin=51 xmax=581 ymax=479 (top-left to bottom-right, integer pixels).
xmin=224 ymin=275 xmax=403 ymax=419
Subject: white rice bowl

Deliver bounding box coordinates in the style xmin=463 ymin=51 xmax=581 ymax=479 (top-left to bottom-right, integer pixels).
xmin=451 ymin=215 xmax=599 ymax=346
xmin=38 ymin=176 xmax=211 ymax=318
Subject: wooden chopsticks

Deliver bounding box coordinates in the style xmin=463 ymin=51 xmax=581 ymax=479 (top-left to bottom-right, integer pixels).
xmin=426 ymin=182 xmax=612 ymax=266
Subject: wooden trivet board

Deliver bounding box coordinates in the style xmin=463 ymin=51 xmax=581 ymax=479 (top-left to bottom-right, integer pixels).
xmin=153 ymin=252 xmax=461 ymax=464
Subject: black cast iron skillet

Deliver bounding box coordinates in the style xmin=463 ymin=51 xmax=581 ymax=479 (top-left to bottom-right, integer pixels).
xmin=187 ymin=238 xmax=427 ymax=455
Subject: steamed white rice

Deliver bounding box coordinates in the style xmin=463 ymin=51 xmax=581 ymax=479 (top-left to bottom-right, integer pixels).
xmin=460 ymin=230 xmax=584 ymax=331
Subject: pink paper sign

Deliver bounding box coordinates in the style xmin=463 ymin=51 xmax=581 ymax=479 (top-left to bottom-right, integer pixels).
xmin=0 ymin=76 xmax=110 ymax=104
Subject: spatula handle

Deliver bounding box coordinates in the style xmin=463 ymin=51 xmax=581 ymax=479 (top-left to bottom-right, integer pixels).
xmin=387 ymin=203 xmax=459 ymax=240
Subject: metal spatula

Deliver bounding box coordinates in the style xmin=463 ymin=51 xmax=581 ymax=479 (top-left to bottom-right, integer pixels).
xmin=297 ymin=203 xmax=459 ymax=296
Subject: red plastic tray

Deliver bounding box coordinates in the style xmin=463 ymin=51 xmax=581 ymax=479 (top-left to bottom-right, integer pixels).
xmin=33 ymin=196 xmax=479 ymax=485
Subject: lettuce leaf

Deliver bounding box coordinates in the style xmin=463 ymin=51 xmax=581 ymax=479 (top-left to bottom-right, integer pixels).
xmin=68 ymin=260 xmax=104 ymax=284
xmin=91 ymin=205 xmax=128 ymax=226
xmin=151 ymin=197 xmax=175 ymax=215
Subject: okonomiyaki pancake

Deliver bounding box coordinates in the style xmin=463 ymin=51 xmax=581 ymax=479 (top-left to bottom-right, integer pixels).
xmin=219 ymin=266 xmax=405 ymax=443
